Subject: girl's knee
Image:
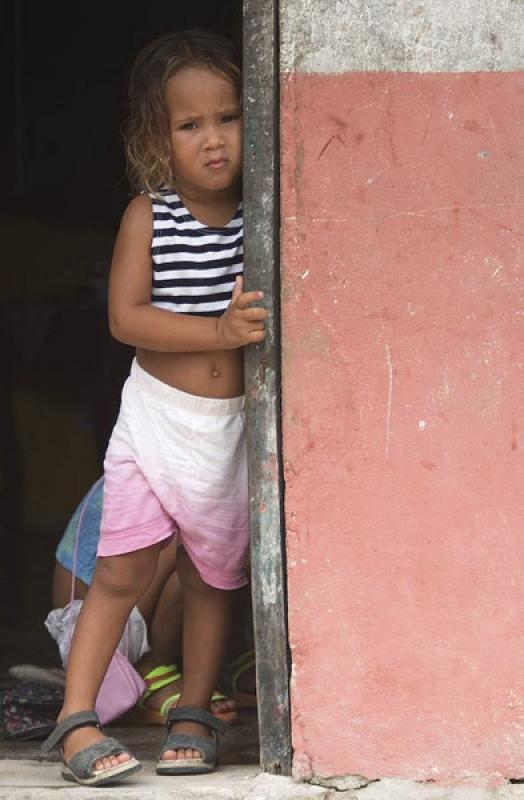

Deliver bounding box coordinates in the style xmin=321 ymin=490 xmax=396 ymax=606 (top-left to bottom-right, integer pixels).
xmin=177 ymin=549 xmax=222 ymax=595
xmin=95 ymin=546 xmax=160 ymax=598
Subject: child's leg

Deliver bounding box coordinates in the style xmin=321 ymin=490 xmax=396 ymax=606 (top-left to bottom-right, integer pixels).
xmin=135 ymin=545 xmax=237 ymax=719
xmin=59 ymin=542 xmax=162 ymax=770
xmin=136 ymin=537 xmax=181 ymax=670
xmin=160 ymin=546 xmax=232 ymax=762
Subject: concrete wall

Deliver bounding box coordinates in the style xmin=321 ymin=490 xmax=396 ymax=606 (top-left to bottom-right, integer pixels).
xmin=280 ymin=0 xmax=524 ymax=785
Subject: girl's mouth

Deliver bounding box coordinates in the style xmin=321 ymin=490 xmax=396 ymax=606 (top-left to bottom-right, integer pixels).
xmin=206 ymin=158 xmax=227 ymax=169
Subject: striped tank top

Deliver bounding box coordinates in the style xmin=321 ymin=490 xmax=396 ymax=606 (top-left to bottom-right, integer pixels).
xmin=150 ymin=189 xmax=243 ymax=317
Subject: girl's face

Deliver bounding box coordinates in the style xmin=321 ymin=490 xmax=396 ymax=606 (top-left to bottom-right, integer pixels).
xmin=166 ymin=65 xmax=242 ymax=200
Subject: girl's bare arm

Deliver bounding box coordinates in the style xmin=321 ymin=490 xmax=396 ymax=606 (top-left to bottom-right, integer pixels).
xmin=108 ymin=195 xmax=267 ymax=352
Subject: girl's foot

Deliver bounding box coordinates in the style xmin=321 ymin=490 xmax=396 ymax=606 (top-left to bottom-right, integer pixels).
xmin=52 ymin=710 xmax=134 ymax=774
xmin=161 ymin=720 xmax=212 ymax=761
xmin=60 ymin=725 xmax=132 ymax=771
xmin=156 ymin=707 xmax=226 ymax=774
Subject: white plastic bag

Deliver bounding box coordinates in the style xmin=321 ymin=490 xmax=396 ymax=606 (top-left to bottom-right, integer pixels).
xmin=44 ymin=600 xmax=150 ymax=667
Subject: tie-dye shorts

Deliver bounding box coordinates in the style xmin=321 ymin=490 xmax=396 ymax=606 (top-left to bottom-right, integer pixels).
xmin=98 ymin=359 xmax=248 ymax=590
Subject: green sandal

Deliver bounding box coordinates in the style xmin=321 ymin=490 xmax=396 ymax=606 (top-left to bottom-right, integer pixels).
xmin=220 ymin=650 xmax=257 ymax=709
xmin=136 ymin=664 xmax=183 ymax=724
xmin=128 ymin=664 xmax=237 ymax=725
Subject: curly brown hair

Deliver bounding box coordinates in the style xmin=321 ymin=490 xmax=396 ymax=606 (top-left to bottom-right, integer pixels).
xmin=124 ymin=29 xmax=242 ymax=194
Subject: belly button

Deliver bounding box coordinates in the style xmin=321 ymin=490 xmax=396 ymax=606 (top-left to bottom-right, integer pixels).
xmin=211 ymin=365 xmax=221 ymax=378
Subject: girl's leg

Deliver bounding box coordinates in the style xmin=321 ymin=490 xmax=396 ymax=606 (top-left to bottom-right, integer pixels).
xmin=59 ymin=543 xmax=162 ymax=771
xmin=161 ymin=546 xmax=232 ymax=762
xmin=135 ymin=543 xmax=236 ymax=718
xmin=137 ymin=571 xmax=182 ymax=673
xmin=136 ymin=538 xmax=182 ymax=672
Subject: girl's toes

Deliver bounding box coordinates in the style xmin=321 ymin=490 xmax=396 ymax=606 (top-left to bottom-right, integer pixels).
xmin=212 ymin=698 xmax=234 ymax=713
xmin=95 ymin=753 xmax=131 ymax=771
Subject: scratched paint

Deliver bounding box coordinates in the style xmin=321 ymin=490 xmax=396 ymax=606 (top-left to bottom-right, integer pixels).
xmin=280 ymin=64 xmax=524 ymax=785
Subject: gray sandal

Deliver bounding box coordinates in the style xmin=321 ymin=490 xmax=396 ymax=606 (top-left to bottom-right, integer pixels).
xmin=156 ymin=706 xmax=226 ymax=775
xmin=41 ymin=710 xmax=141 ymax=786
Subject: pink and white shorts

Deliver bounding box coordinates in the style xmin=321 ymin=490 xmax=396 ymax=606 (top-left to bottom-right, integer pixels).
xmin=98 ymin=359 xmax=248 ymax=590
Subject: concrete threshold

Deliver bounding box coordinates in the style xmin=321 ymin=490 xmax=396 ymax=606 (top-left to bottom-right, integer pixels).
xmin=0 ymin=761 xmax=324 ymax=800
xmin=4 ymin=763 xmax=524 ymax=800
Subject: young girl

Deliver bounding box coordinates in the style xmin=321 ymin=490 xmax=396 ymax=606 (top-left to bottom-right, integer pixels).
xmin=42 ymin=28 xmax=266 ymax=787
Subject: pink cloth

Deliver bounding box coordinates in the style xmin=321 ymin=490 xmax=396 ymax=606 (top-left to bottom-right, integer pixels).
xmin=98 ymin=359 xmax=248 ymax=590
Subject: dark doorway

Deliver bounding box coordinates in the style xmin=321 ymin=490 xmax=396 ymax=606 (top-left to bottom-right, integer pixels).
xmin=0 ymin=0 xmax=290 ymax=777
xmin=0 ymin=0 xmax=239 ymax=663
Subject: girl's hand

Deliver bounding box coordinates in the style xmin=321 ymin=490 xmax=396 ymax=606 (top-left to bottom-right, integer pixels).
xmin=216 ymin=276 xmax=268 ymax=349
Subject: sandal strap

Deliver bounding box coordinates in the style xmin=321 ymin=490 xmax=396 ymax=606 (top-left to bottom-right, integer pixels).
xmin=166 ymin=705 xmax=226 ymax=734
xmin=143 ymin=664 xmax=182 ymax=696
xmin=159 ymin=692 xmax=182 ymax=718
xmin=157 ymin=690 xmax=229 ymax=719
xmin=41 ymin=710 xmax=101 ymax=754
xmin=219 ymin=649 xmax=256 ymax=696
xmin=230 ymin=650 xmax=256 ymax=694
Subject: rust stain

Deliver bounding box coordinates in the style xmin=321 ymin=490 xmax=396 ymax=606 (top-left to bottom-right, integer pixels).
xmin=464 ymin=119 xmax=481 ymax=133
xmin=420 ymin=460 xmax=437 ymax=471
xmin=328 ymin=114 xmax=348 ymax=128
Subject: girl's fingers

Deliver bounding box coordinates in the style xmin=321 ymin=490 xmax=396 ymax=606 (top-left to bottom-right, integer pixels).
xmin=235 ymin=290 xmax=264 ymax=310
xmin=231 ymin=275 xmax=244 ymax=303
xmin=240 ymin=307 xmax=268 ymax=321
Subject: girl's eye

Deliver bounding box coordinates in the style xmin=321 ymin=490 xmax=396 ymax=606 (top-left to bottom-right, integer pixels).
xmin=179 ymin=121 xmax=197 ymax=131
xmin=222 ymin=113 xmax=240 ymax=124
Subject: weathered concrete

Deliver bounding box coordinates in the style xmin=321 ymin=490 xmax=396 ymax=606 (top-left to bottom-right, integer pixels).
xmin=280 ymin=0 xmax=524 ymax=787
xmin=5 ymin=763 xmax=524 ymax=800
xmin=341 ymin=780 xmax=524 ymax=800
xmin=280 ymin=0 xmax=524 ymax=74
xmin=0 ymin=761 xmax=327 ymax=799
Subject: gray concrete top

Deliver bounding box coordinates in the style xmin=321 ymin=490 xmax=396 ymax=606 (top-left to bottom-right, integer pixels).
xmin=4 ymin=762 xmax=524 ymax=800
xmin=0 ymin=761 xmax=326 ymax=800
xmin=280 ymin=0 xmax=524 ymax=73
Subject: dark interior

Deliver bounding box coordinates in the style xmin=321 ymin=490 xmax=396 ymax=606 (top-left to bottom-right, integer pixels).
xmin=0 ymin=0 xmax=241 ymax=666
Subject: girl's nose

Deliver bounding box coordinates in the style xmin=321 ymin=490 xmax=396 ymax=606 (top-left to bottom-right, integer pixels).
xmin=204 ymin=124 xmax=224 ymax=148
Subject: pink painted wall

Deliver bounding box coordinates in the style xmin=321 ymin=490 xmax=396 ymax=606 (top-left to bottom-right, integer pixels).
xmin=281 ymin=71 xmax=524 ymax=784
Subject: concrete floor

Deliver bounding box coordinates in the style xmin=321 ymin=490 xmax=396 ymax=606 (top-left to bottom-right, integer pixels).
xmin=0 ymin=695 xmax=268 ymax=799
xmin=0 ymin=621 xmax=265 ymax=797
xmin=5 ymin=630 xmax=524 ymax=798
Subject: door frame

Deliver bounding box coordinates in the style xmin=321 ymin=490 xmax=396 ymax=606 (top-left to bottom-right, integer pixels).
xmin=243 ymin=0 xmax=292 ymax=777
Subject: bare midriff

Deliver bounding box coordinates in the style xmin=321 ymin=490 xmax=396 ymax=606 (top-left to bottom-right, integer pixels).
xmin=137 ymin=347 xmax=244 ymax=399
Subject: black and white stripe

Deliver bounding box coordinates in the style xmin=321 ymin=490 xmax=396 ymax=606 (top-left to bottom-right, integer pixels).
xmin=150 ymin=190 xmax=243 ymax=317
